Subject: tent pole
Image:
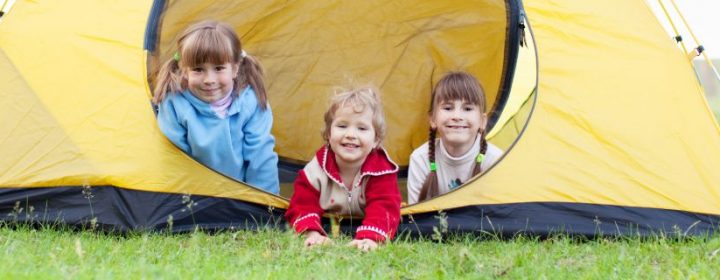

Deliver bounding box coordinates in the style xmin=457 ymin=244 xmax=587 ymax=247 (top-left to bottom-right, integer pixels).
xmin=656 ymin=0 xmax=689 ymax=56
xmin=668 ymin=0 xmax=720 ymax=82
xmin=0 ymin=0 xmax=8 ymax=18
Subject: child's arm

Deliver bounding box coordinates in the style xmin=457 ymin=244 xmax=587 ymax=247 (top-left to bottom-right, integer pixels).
xmin=156 ymin=99 xmax=191 ymax=152
xmin=355 ymin=173 xmax=401 ymax=243
xmin=241 ymin=102 xmax=279 ymax=194
xmin=285 ymin=170 xmax=326 ymax=236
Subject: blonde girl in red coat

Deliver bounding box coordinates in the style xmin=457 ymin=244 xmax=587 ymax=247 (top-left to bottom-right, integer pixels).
xmin=285 ymin=87 xmax=401 ymax=251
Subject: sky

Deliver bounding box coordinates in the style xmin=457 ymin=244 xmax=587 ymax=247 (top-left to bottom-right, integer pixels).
xmin=647 ymin=0 xmax=720 ymax=59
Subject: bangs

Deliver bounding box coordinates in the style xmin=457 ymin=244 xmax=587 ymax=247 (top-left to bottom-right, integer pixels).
xmin=432 ymin=72 xmax=486 ymax=110
xmin=323 ymin=87 xmax=386 ymax=143
xmin=435 ymin=85 xmax=481 ymax=105
xmin=181 ymin=29 xmax=236 ymax=67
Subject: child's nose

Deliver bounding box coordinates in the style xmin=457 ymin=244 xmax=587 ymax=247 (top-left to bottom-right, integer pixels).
xmin=344 ymin=128 xmax=357 ymax=138
xmin=203 ymin=72 xmax=216 ymax=84
xmin=451 ymin=109 xmax=463 ymax=119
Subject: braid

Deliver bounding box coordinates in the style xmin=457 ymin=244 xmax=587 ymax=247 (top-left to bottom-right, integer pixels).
xmin=418 ymin=128 xmax=439 ymax=202
xmin=471 ymin=130 xmax=488 ymax=176
xmin=428 ymin=128 xmax=436 ymax=166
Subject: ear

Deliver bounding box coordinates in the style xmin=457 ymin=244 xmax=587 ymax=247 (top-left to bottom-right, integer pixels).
xmin=232 ymin=63 xmax=240 ymax=79
xmin=429 ymin=114 xmax=437 ymax=130
xmin=179 ymin=69 xmax=188 ymax=86
xmin=480 ymin=112 xmax=488 ymax=131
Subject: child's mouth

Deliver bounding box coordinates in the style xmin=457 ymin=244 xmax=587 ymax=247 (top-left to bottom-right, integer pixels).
xmin=341 ymin=143 xmax=360 ymax=149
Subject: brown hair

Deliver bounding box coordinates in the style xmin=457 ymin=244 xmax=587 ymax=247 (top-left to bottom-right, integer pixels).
xmin=417 ymin=71 xmax=488 ymax=202
xmin=321 ymin=86 xmax=386 ymax=145
xmin=152 ymin=20 xmax=267 ymax=109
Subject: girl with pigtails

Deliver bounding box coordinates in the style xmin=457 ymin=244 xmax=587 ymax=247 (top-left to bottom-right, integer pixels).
xmin=406 ymin=71 xmax=503 ymax=204
xmin=153 ymin=20 xmax=279 ymax=194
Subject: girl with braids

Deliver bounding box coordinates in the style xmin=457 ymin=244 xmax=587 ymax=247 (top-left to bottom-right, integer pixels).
xmin=153 ymin=20 xmax=279 ymax=194
xmin=407 ymin=71 xmax=503 ymax=204
xmin=285 ymin=87 xmax=401 ymax=251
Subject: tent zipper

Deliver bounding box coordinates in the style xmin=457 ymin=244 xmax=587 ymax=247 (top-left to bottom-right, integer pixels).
xmin=519 ymin=10 xmax=527 ymax=47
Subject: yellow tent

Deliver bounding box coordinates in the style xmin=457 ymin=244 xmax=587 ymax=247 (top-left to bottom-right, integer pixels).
xmin=1 ymin=0 xmax=718 ymax=235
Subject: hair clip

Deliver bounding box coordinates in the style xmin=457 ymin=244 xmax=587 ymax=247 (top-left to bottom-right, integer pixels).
xmin=240 ymin=50 xmax=247 ymax=58
xmin=476 ymin=153 xmax=485 ymax=163
xmin=429 ymin=162 xmax=437 ymax=171
xmin=173 ymin=51 xmax=180 ymax=62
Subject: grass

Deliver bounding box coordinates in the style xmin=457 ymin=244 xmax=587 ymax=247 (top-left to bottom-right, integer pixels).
xmin=1 ymin=226 xmax=719 ymax=279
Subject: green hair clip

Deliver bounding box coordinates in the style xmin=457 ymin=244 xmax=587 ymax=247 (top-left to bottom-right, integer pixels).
xmin=173 ymin=51 xmax=180 ymax=62
xmin=429 ymin=162 xmax=437 ymax=171
xmin=476 ymin=153 xmax=485 ymax=163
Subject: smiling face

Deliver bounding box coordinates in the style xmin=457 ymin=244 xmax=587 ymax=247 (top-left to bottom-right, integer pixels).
xmin=431 ymin=99 xmax=487 ymax=156
xmin=328 ymin=105 xmax=379 ymax=169
xmin=186 ymin=62 xmax=239 ymax=103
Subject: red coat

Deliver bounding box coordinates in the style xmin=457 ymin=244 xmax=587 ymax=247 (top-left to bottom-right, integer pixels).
xmin=285 ymin=145 xmax=401 ymax=242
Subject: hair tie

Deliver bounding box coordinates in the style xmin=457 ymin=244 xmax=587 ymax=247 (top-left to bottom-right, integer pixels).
xmin=240 ymin=50 xmax=248 ymax=58
xmin=429 ymin=162 xmax=437 ymax=171
xmin=173 ymin=51 xmax=180 ymax=62
xmin=476 ymin=153 xmax=485 ymax=163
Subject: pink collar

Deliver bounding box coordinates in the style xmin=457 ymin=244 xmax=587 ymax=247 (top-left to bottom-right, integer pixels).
xmin=210 ymin=92 xmax=233 ymax=118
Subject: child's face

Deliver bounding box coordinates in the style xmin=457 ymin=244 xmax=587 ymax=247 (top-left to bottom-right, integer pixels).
xmin=186 ymin=62 xmax=239 ymax=103
xmin=329 ymin=105 xmax=378 ymax=168
xmin=431 ymin=99 xmax=486 ymax=153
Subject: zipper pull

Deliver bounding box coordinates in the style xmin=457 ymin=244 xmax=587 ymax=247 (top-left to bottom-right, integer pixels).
xmin=519 ymin=11 xmax=527 ymax=47
xmin=347 ymin=192 xmax=352 ymax=203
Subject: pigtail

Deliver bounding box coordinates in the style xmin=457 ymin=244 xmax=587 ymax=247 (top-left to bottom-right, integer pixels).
xmin=239 ymin=54 xmax=268 ymax=110
xmin=152 ymin=58 xmax=183 ymax=104
xmin=471 ymin=129 xmax=488 ymax=176
xmin=418 ymin=128 xmax=440 ymax=202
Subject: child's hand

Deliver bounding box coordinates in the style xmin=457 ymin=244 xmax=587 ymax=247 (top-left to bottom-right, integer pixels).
xmin=303 ymin=231 xmax=331 ymax=248
xmin=348 ymin=239 xmax=379 ymax=252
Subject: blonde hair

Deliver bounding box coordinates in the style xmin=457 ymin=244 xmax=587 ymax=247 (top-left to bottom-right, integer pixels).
xmin=152 ymin=20 xmax=267 ymax=109
xmin=418 ymin=71 xmax=488 ymax=202
xmin=321 ymin=87 xmax=387 ymax=145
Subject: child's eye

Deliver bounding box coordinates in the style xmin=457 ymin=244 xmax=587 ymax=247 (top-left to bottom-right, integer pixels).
xmin=358 ymin=127 xmax=367 ymax=131
xmin=464 ymin=106 xmax=476 ymax=111
xmin=192 ymin=67 xmax=203 ymax=72
xmin=336 ymin=124 xmax=347 ymax=128
xmin=215 ymin=66 xmax=226 ymax=71
xmin=441 ymin=105 xmax=453 ymax=111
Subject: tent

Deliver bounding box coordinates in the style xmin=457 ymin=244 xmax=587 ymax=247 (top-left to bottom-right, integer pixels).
xmin=1 ymin=0 xmax=719 ymax=236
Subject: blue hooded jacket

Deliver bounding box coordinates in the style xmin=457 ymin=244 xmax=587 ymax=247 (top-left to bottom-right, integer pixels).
xmin=157 ymin=86 xmax=279 ymax=194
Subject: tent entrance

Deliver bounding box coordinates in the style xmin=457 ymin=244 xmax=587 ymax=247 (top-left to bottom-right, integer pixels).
xmin=144 ymin=0 xmax=537 ymax=197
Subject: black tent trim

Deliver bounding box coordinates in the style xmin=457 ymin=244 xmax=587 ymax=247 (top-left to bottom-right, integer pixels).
xmin=143 ymin=0 xmax=167 ymax=52
xmin=1 ymin=186 xmax=717 ymax=237
xmin=486 ymin=0 xmax=522 ymax=132
xmin=0 ymin=186 xmax=283 ymax=232
xmin=394 ymin=202 xmax=720 ymax=237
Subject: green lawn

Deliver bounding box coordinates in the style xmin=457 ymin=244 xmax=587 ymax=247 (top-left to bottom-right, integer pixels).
xmin=1 ymin=226 xmax=718 ymax=279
